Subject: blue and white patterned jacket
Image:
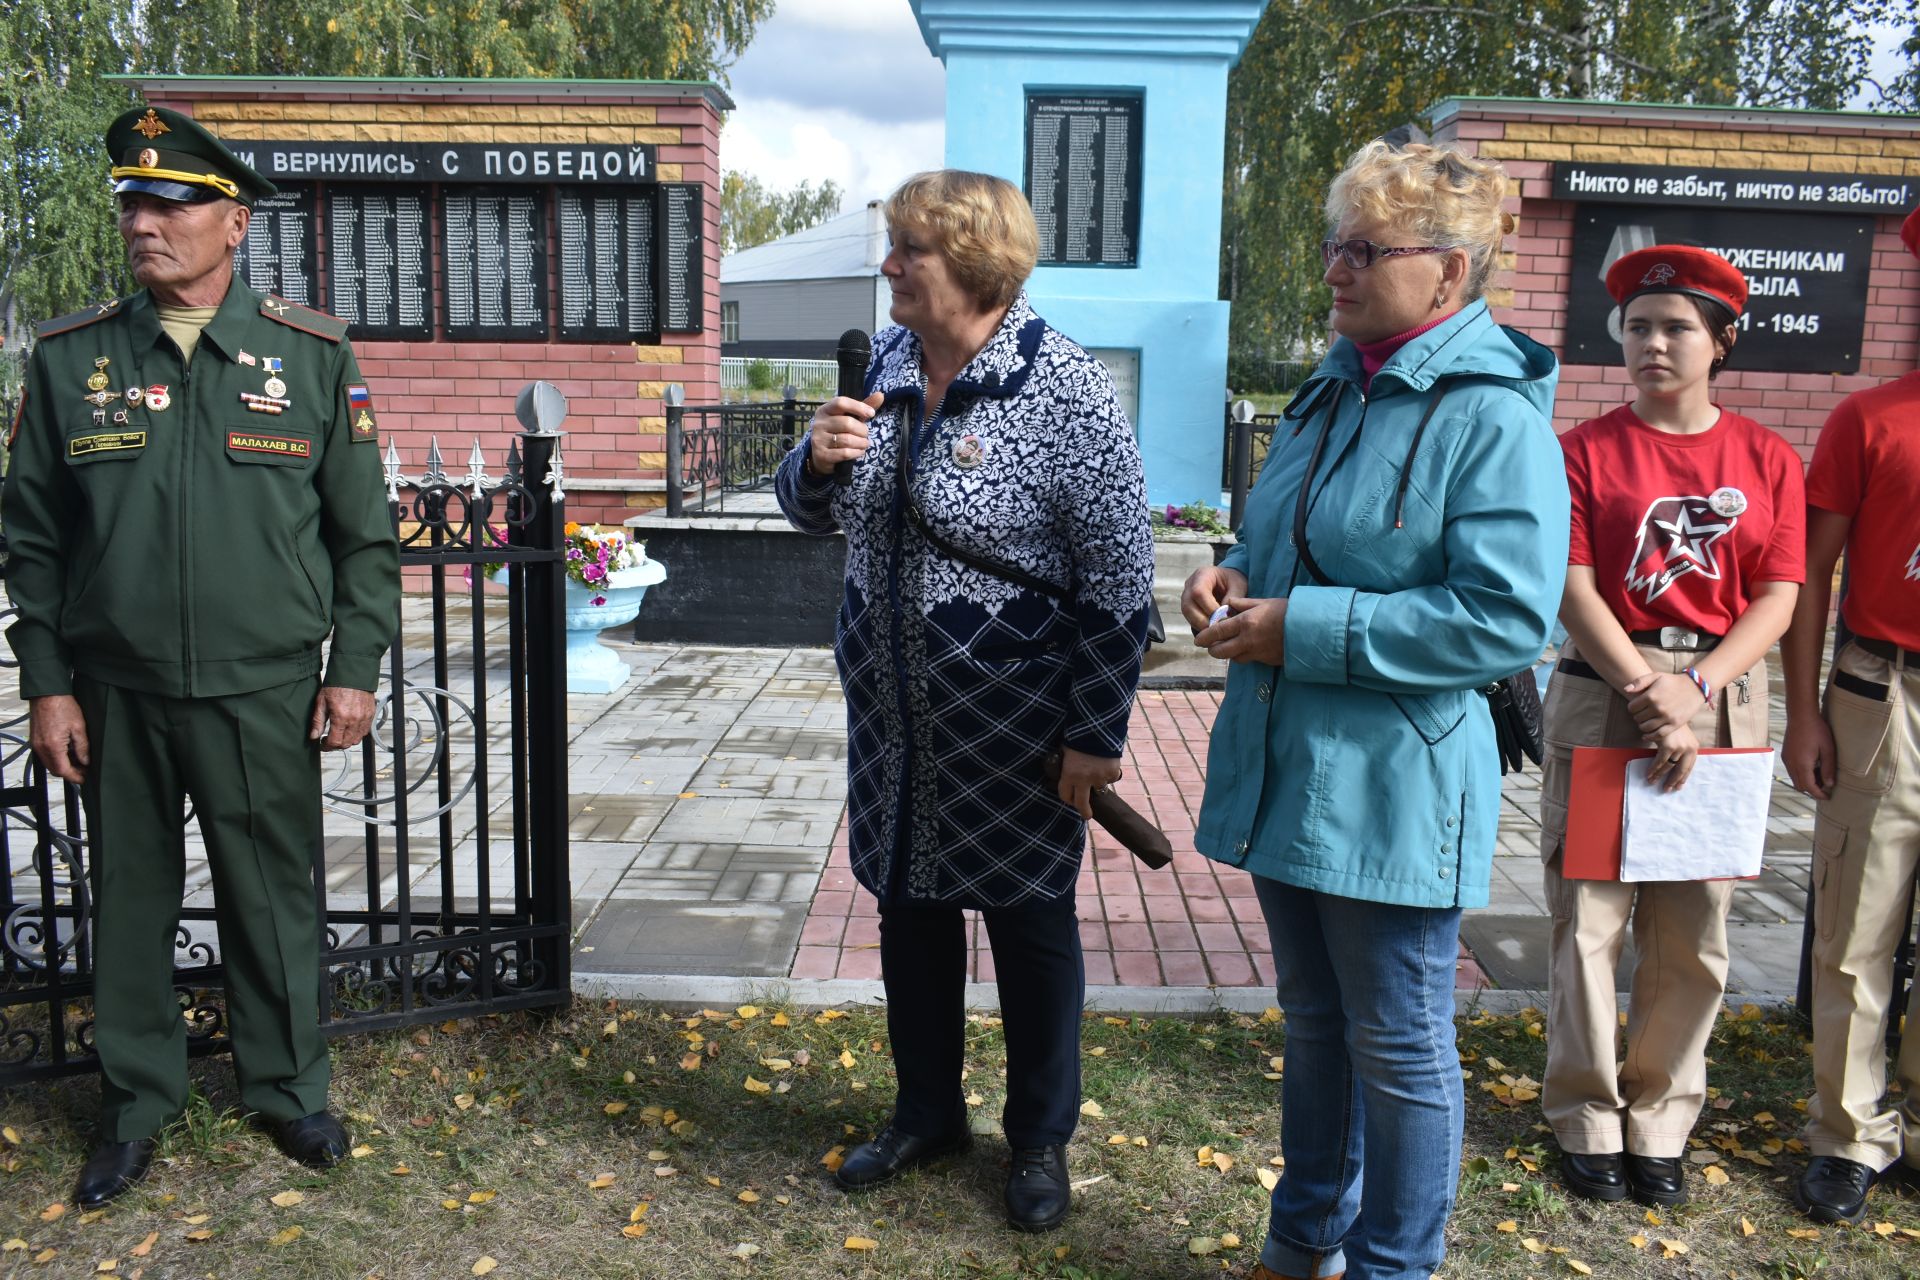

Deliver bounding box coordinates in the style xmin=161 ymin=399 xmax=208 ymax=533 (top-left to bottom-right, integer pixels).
xmin=776 ymin=293 xmax=1153 ymax=908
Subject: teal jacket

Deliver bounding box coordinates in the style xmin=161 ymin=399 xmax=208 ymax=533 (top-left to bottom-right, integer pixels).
xmin=1195 ymin=300 xmax=1570 ymax=908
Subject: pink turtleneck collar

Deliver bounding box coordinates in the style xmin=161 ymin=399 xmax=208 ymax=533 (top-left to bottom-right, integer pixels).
xmin=1355 ymin=312 xmax=1456 ymax=389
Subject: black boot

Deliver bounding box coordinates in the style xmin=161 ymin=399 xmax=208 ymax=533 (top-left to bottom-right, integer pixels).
xmin=1559 ymin=1150 xmax=1628 ymax=1202
xmin=1624 ymin=1153 xmax=1687 ymax=1207
xmin=1795 ymin=1155 xmax=1876 ymax=1224
xmin=75 ymin=1139 xmax=155 ymax=1208
xmin=269 ymin=1111 xmax=350 ymax=1169
xmin=834 ymin=1122 xmax=971 ymax=1191
xmin=1004 ymin=1144 xmax=1070 ymax=1231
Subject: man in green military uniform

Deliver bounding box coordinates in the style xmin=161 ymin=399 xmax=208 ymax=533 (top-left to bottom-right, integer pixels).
xmin=3 ymin=105 xmax=400 ymax=1206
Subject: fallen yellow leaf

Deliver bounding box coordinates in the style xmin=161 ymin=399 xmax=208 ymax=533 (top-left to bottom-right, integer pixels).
xmin=2 ymin=1239 xmax=24 ymax=1253
xmin=820 ymin=1146 xmax=846 ymax=1172
xmin=1702 ymin=1165 xmax=1730 ymax=1186
xmin=772 ymin=1012 xmax=791 ymax=1026
xmin=844 ymin=1236 xmax=879 ymax=1251
xmin=269 ymin=1190 xmax=304 ymax=1208
xmin=454 ymin=1094 xmax=475 ymax=1111
xmin=38 ymin=1204 xmax=65 ymax=1223
xmin=1496 ymin=1221 xmax=1517 ymax=1233
xmin=737 ymin=1005 xmax=760 ymax=1018
xmin=1567 ymin=1260 xmax=1592 ymax=1276
xmin=183 ymin=1230 xmax=214 ymax=1243
xmin=1 ymin=1126 xmax=20 ymax=1144
xmin=389 ymin=1165 xmax=411 ymax=1176
xmin=604 ymin=1101 xmax=629 ymax=1116
xmin=1211 ymin=1151 xmax=1234 ymax=1173
xmin=442 ymin=1199 xmax=462 ymax=1211
xmin=1521 ymin=1238 xmax=1548 ymax=1254
xmin=182 ymin=1215 xmax=210 ymax=1226
xmin=589 ymin=1173 xmax=617 ymax=1190
xmin=1108 ymin=1134 xmax=1130 ymax=1146
xmin=269 ymin=1226 xmax=303 ymax=1246
xmin=737 ymin=1190 xmax=760 ymax=1203
xmin=473 ymin=1258 xmax=499 ymax=1276
xmin=630 ymin=1203 xmax=650 ymax=1222
xmin=95 ymin=1261 xmax=116 ymax=1273
xmin=1786 ymin=1227 xmax=1820 ymax=1240
xmin=468 ymin=1190 xmax=497 ymax=1204
xmin=129 ymin=1233 xmax=157 ymax=1259
xmin=1080 ymin=1100 xmax=1105 ymax=1118
xmin=1220 ymin=1233 xmax=1241 ymax=1248
xmin=621 ymin=1223 xmax=649 ymax=1238
xmin=839 ymin=1049 xmax=857 ymax=1069
xmin=349 ymin=1144 xmax=373 ymax=1159
xmin=1875 ymin=1221 xmax=1897 ymax=1236
xmin=743 ymin=1076 xmax=772 ymax=1094
xmin=1740 ymin=1217 xmax=1756 ymax=1237
xmin=1257 ymin=1168 xmax=1279 ymax=1191
xmin=32 ymin=1249 xmax=56 ymax=1264
xmin=1658 ymin=1238 xmax=1689 ymax=1257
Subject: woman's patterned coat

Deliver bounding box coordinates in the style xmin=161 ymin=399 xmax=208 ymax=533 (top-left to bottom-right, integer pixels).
xmin=776 ymin=293 xmax=1153 ymax=909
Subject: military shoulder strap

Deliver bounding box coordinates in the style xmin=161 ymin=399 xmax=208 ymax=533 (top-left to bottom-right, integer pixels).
xmin=260 ymin=296 xmax=348 ymax=343
xmin=35 ymin=297 xmax=129 ymax=340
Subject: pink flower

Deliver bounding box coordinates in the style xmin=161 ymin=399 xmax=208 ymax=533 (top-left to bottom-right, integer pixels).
xmin=583 ymin=563 xmax=605 ymax=583
xmin=591 ymin=594 xmax=606 ymax=606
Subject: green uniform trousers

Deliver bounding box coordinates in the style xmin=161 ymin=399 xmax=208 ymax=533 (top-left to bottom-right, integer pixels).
xmin=76 ymin=673 xmax=330 ymax=1141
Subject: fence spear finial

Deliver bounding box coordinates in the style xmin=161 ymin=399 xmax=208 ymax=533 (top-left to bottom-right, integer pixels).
xmin=383 ymin=440 xmax=403 ymax=504
xmin=465 ymin=439 xmax=496 ymax=501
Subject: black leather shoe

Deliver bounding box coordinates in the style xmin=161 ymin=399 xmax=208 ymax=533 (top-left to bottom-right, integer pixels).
xmin=833 ymin=1123 xmax=971 ymax=1190
xmin=1559 ymin=1150 xmax=1628 ymax=1202
xmin=1005 ymin=1144 xmax=1070 ymax=1232
xmin=1795 ymin=1155 xmax=1876 ymax=1224
xmin=270 ymin=1111 xmax=350 ymax=1169
xmin=75 ymin=1139 xmax=155 ymax=1208
xmin=1624 ymin=1153 xmax=1687 ymax=1206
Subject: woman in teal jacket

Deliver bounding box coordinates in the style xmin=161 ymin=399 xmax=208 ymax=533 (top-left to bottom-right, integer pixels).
xmin=1183 ymin=141 xmax=1569 ymax=1280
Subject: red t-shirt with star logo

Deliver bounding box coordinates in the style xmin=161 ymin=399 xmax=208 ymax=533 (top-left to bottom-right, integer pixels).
xmin=1805 ymin=371 xmax=1920 ymax=651
xmin=1561 ymin=405 xmax=1806 ymax=635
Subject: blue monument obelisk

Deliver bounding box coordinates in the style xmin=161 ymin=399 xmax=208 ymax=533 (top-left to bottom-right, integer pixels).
xmin=908 ymin=0 xmax=1268 ymax=506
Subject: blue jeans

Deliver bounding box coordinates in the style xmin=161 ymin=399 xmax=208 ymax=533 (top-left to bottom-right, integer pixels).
xmin=1253 ymin=876 xmax=1464 ymax=1280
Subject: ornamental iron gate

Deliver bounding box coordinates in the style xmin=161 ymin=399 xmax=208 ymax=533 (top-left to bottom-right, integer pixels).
xmin=0 ymin=429 xmax=574 ymax=1084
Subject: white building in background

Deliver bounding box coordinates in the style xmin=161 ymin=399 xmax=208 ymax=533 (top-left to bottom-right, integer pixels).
xmin=719 ymin=201 xmax=891 ymax=360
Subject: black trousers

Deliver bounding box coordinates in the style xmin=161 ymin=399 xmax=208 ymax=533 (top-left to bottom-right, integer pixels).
xmin=879 ymin=893 xmax=1085 ymax=1148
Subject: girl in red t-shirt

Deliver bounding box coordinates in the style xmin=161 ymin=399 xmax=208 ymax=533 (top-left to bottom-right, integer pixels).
xmin=1541 ymin=245 xmax=1804 ymax=1209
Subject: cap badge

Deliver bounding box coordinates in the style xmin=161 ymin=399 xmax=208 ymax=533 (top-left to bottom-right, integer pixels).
xmin=1640 ymin=263 xmax=1676 ymax=287
xmin=132 ymin=109 xmax=170 ymax=140
xmin=1708 ymin=487 xmax=1748 ymax=518
xmin=137 ymin=147 xmax=158 ymax=168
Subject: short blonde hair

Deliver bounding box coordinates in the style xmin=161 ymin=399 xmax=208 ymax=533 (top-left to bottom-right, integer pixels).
xmin=1325 ymin=141 xmax=1514 ymax=300
xmin=884 ymin=170 xmax=1038 ymax=311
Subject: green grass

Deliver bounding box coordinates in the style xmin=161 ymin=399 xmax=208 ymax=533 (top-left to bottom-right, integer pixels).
xmin=4 ymin=1001 xmax=1920 ymax=1277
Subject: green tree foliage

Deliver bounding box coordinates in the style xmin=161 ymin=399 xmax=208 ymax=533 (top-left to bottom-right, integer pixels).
xmin=0 ymin=0 xmax=773 ymax=402
xmin=720 ymin=172 xmax=846 ymax=254
xmin=1224 ymin=0 xmax=1920 ymax=390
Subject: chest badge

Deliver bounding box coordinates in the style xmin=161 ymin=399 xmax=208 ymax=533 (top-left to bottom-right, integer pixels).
xmin=262 ymin=356 xmax=287 ymax=400
xmin=145 ymin=384 xmax=171 ymax=412
xmin=1708 ymin=486 xmax=1747 ymax=518
xmin=951 ymin=432 xmax=987 ymax=470
xmin=86 ymin=356 xmax=111 ymax=393
xmin=84 ymin=390 xmax=116 ymax=407
xmin=124 ymin=386 xmax=143 ymax=407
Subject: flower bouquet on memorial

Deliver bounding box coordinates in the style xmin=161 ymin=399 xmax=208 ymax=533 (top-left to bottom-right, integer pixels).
xmin=564 ymin=522 xmax=651 ymax=606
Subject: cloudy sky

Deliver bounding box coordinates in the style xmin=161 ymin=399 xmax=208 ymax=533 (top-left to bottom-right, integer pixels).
xmin=720 ymin=0 xmax=945 ymax=210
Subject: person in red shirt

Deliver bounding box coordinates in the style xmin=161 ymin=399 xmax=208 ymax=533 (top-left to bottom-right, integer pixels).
xmin=1541 ymin=246 xmax=1804 ymax=1209
xmin=1786 ymin=205 xmax=1920 ymax=1226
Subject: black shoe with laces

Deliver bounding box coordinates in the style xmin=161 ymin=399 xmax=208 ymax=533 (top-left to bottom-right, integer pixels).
xmin=833 ymin=1122 xmax=971 ymax=1191
xmin=1005 ymin=1144 xmax=1070 ymax=1232
xmin=1795 ymin=1155 xmax=1876 ymax=1224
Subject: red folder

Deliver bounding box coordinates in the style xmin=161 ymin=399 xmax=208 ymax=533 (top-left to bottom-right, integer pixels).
xmin=1562 ymin=745 xmax=1776 ymax=881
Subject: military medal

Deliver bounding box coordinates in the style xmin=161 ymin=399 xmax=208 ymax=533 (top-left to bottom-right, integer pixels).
xmin=240 ymin=392 xmax=289 ymax=415
xmin=263 ymin=356 xmax=286 ymax=400
xmin=1708 ymin=486 xmax=1747 ymax=517
xmin=87 ymin=357 xmax=110 ymax=393
xmin=124 ymin=386 xmax=143 ymax=406
xmin=145 ymin=384 xmax=171 ymax=412
xmin=951 ymin=432 xmax=987 ymax=469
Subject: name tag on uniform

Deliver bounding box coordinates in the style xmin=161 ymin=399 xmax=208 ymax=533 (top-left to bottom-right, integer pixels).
xmin=228 ymin=430 xmax=312 ymax=459
xmin=70 ymin=431 xmax=146 ymax=457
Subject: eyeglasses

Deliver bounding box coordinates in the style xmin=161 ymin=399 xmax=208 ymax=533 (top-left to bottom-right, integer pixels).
xmin=1320 ymin=239 xmax=1450 ymax=271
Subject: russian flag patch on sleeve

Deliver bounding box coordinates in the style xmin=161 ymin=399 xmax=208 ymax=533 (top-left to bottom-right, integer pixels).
xmin=345 ymin=383 xmax=377 ymax=443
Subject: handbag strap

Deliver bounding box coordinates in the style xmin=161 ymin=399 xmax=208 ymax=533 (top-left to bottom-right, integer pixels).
xmin=895 ymin=410 xmax=1073 ymax=603
xmin=1290 ymin=381 xmax=1453 ymax=588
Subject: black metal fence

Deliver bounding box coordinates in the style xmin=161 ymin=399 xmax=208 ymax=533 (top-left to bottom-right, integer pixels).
xmin=0 ymin=431 xmax=575 ymax=1083
xmin=1223 ymin=405 xmax=1282 ymax=530
xmin=665 ymin=387 xmax=820 ymax=516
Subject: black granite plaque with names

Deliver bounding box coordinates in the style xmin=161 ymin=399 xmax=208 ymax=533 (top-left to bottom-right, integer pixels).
xmin=557 ymin=186 xmax=660 ymax=342
xmin=234 ymin=185 xmax=318 ymax=306
xmin=660 ymin=184 xmax=704 ymax=333
xmin=327 ymin=184 xmax=432 ymax=341
xmin=1025 ymin=91 xmax=1143 ymax=268
xmin=441 ymin=186 xmax=549 ymax=341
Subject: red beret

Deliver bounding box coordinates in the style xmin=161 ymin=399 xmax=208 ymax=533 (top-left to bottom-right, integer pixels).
xmin=1605 ymin=244 xmax=1748 ymax=317
xmin=1903 ymin=203 xmax=1920 ymax=261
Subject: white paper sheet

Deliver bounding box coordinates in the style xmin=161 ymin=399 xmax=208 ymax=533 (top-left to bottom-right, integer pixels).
xmin=1619 ymin=751 xmax=1774 ymax=882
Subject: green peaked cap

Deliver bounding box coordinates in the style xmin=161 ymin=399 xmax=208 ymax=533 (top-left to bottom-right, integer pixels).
xmin=106 ymin=105 xmax=277 ymax=206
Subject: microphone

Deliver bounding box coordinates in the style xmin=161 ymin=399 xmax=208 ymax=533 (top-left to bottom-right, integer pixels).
xmin=833 ymin=328 xmax=871 ymax=487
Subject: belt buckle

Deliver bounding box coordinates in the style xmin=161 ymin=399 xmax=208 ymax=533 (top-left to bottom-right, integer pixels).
xmin=1660 ymin=626 xmax=1699 ymax=650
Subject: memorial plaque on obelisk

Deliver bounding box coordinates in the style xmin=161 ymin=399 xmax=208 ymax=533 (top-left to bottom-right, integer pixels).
xmin=1024 ymin=92 xmax=1143 ymax=268
xmin=659 ymin=184 xmax=704 ymax=333
xmin=557 ymin=186 xmax=660 ymax=342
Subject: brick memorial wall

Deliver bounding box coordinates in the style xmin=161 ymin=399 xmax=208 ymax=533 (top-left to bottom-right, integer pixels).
xmin=1432 ymin=97 xmax=1920 ymax=459
xmin=129 ymin=76 xmax=727 ymax=526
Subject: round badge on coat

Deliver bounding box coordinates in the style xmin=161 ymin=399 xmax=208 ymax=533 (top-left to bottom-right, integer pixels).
xmin=124 ymin=386 xmax=143 ymax=406
xmin=1708 ymin=486 xmax=1747 ymax=517
xmin=951 ymin=432 xmax=987 ymax=469
xmin=145 ymin=384 xmax=170 ymax=412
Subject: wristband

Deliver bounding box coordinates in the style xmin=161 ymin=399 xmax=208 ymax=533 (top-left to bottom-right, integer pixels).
xmin=1682 ymin=667 xmax=1711 ymax=704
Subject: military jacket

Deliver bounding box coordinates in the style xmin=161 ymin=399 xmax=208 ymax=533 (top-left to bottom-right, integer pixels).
xmin=4 ymin=281 xmax=400 ymax=700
